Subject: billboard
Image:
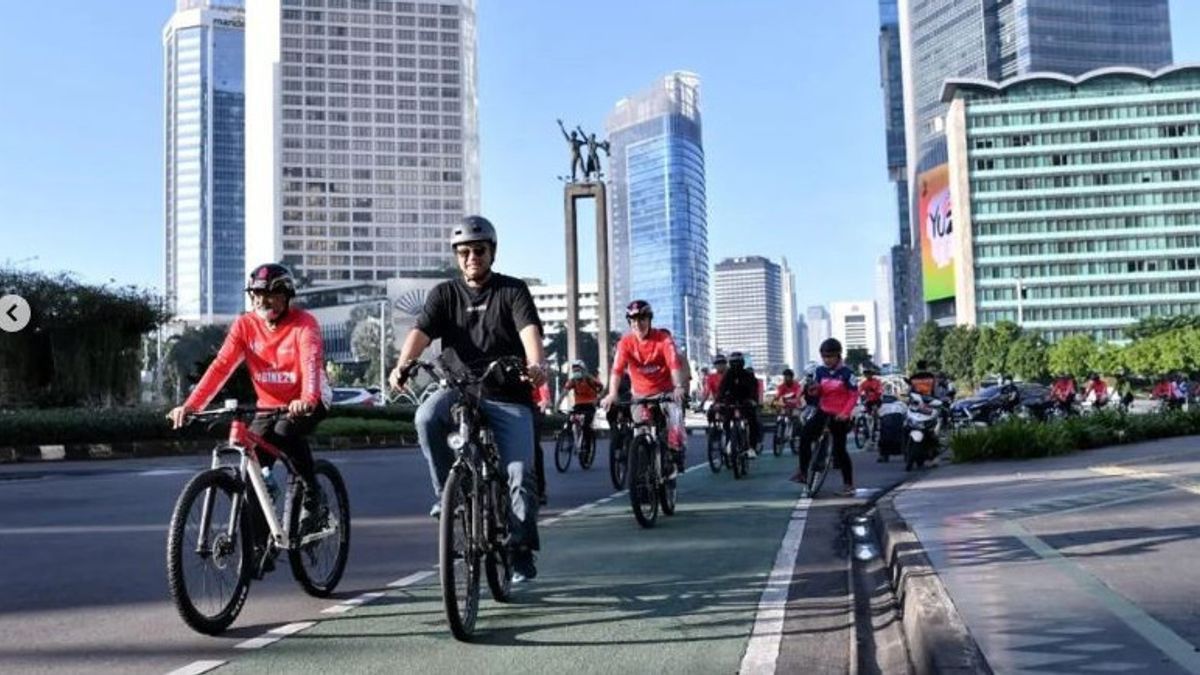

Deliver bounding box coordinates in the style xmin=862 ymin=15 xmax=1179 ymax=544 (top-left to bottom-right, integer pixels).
xmin=918 ymin=164 xmax=955 ymax=302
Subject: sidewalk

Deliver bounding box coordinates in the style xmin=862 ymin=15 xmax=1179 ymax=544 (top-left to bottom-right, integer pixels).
xmin=887 ymin=436 xmax=1200 ymax=674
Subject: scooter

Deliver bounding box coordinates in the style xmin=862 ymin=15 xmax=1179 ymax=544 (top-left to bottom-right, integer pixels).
xmin=903 ymin=393 xmax=942 ymax=471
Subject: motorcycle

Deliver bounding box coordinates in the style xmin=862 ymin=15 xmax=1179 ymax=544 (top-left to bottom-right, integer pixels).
xmin=903 ymin=393 xmax=942 ymax=471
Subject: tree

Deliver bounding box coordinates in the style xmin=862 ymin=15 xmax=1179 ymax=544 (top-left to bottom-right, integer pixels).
xmin=910 ymin=321 xmax=944 ymax=372
xmin=350 ymin=313 xmax=396 ymax=389
xmin=1124 ymin=315 xmax=1200 ymax=341
xmin=846 ymin=348 xmax=872 ymax=372
xmin=974 ymin=321 xmax=1021 ymax=380
xmin=1007 ymin=334 xmax=1049 ymax=382
xmin=1047 ymin=334 xmax=1099 ymax=378
xmin=940 ymin=325 xmax=979 ymax=387
xmin=164 ymin=324 xmax=255 ymax=404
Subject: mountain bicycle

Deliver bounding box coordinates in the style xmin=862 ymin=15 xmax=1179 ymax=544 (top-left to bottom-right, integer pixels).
xmin=166 ymin=404 xmax=350 ymax=635
xmin=627 ymin=394 xmax=680 ymax=528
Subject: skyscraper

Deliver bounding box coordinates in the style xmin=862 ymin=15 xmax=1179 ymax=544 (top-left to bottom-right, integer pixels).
xmin=878 ymin=0 xmax=911 ymax=365
xmin=875 ymin=253 xmax=894 ymax=365
xmin=830 ymin=301 xmax=879 ymax=358
xmin=605 ymin=72 xmax=710 ymax=360
xmin=713 ymin=256 xmax=784 ymax=374
xmin=805 ymin=305 xmax=830 ymax=365
xmin=892 ymin=0 xmax=1172 ymax=342
xmin=164 ymin=0 xmax=246 ymax=324
xmin=245 ymin=0 xmax=480 ymax=286
xmin=780 ymin=258 xmax=800 ymax=370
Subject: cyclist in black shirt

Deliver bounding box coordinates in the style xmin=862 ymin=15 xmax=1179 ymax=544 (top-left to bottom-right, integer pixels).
xmin=716 ymin=352 xmax=761 ymax=458
xmin=389 ymin=215 xmax=547 ymax=582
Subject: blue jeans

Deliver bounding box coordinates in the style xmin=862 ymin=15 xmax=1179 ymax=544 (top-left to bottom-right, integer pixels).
xmin=415 ymin=388 xmax=539 ymax=550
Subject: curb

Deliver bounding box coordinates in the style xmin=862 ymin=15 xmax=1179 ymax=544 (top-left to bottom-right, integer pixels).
xmin=873 ymin=492 xmax=992 ymax=675
xmin=0 ymin=435 xmax=417 ymax=464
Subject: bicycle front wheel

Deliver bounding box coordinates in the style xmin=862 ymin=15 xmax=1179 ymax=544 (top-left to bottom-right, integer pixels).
xmin=439 ymin=467 xmax=481 ymax=641
xmin=706 ymin=427 xmax=723 ymax=473
xmin=628 ymin=437 xmax=659 ymax=528
xmin=288 ymin=459 xmax=351 ymax=597
xmin=730 ymin=426 xmax=745 ymax=480
xmin=166 ymin=468 xmax=251 ymax=635
xmin=853 ymin=417 xmax=867 ymax=449
xmin=808 ymin=434 xmax=832 ymax=497
xmin=579 ymin=431 xmax=596 ymax=470
xmin=658 ymin=445 xmax=677 ymax=516
xmin=554 ymin=430 xmax=573 ymax=473
xmin=772 ymin=419 xmax=784 ymax=456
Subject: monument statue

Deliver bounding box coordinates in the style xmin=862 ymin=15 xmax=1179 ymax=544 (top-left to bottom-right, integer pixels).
xmin=557 ymin=119 xmax=586 ymax=182
xmin=576 ymin=125 xmax=610 ymax=181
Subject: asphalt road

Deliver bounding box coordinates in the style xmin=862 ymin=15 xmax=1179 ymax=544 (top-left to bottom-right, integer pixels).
xmin=0 ymin=426 xmax=910 ymax=675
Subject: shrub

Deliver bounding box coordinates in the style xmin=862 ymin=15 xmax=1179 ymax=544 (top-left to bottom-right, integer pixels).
xmin=951 ymin=408 xmax=1200 ymax=463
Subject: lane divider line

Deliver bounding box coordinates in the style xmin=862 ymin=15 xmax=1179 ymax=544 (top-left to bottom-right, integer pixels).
xmin=234 ymin=621 xmax=317 ymax=650
xmin=321 ymin=591 xmax=387 ymax=614
xmin=387 ymin=569 xmax=434 ymax=588
xmin=739 ymin=497 xmax=812 ymax=675
xmin=164 ymin=660 xmax=226 ymax=675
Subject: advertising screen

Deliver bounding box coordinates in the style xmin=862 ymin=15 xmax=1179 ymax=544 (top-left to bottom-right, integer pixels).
xmin=918 ymin=163 xmax=955 ymax=302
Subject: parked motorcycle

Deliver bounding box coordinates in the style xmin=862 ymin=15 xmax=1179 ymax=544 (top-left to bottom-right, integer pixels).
xmin=903 ymin=393 xmax=942 ymax=471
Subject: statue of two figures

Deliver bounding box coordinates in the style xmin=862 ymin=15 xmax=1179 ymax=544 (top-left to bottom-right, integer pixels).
xmin=558 ymin=118 xmax=609 ymax=183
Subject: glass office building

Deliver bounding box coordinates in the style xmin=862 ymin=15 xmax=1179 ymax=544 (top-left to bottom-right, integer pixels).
xmin=164 ymin=0 xmax=246 ymax=323
xmin=946 ymin=66 xmax=1200 ymax=342
xmin=879 ymin=0 xmax=910 ymax=365
xmin=896 ymin=0 xmax=1172 ymax=333
xmin=605 ymin=72 xmax=711 ymax=360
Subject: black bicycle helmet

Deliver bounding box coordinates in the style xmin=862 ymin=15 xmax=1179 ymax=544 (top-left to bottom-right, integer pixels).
xmin=245 ymin=263 xmax=296 ymax=297
xmin=728 ymin=351 xmax=745 ymax=368
xmin=712 ymin=353 xmax=727 ymax=366
xmin=625 ymin=299 xmax=653 ymax=320
xmin=782 ymin=368 xmax=794 ymax=378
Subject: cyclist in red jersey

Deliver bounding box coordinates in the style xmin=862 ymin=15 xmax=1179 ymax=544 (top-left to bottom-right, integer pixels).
xmin=774 ymin=368 xmax=805 ymax=412
xmin=600 ymin=300 xmax=688 ymax=478
xmin=701 ymin=354 xmax=728 ymax=424
xmin=168 ymin=263 xmax=332 ymax=530
xmin=859 ymin=364 xmax=885 ymax=418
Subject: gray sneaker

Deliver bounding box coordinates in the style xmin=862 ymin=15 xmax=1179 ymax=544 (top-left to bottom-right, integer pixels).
xmin=512 ymin=549 xmax=537 ymax=583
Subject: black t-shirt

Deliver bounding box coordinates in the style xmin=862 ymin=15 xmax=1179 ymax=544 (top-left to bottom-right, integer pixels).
xmin=717 ymin=368 xmax=758 ymax=405
xmin=416 ymin=273 xmax=543 ymax=403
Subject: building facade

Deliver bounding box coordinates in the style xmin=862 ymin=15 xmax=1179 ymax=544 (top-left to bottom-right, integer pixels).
xmin=895 ymin=0 xmax=1172 ymax=340
xmin=713 ymin=256 xmax=785 ymax=373
xmin=830 ymin=301 xmax=879 ymax=358
xmin=946 ymin=66 xmax=1200 ymax=343
xmin=528 ymin=282 xmax=599 ymax=336
xmin=605 ymin=72 xmax=711 ymax=360
xmin=875 ymin=253 xmax=894 ymax=365
xmin=245 ymin=0 xmax=480 ymax=286
xmin=164 ymin=0 xmax=246 ymax=324
xmin=878 ymin=0 xmax=911 ymax=365
xmin=805 ymin=305 xmax=831 ymax=366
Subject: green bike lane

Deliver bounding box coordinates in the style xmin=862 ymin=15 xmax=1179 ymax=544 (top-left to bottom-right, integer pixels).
xmin=214 ymin=452 xmax=825 ymax=675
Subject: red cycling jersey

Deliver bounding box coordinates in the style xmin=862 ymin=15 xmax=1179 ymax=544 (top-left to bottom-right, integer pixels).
xmin=184 ymin=309 xmax=331 ymax=412
xmin=859 ymin=377 xmax=884 ymax=403
xmin=775 ymin=381 xmax=804 ymax=409
xmin=611 ymin=328 xmax=680 ymax=397
xmin=1051 ymin=378 xmax=1077 ymax=402
xmin=704 ymin=372 xmax=724 ymax=399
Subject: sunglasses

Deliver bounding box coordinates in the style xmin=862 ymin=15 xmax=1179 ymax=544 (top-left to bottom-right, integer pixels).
xmin=455 ymin=244 xmax=490 ymax=259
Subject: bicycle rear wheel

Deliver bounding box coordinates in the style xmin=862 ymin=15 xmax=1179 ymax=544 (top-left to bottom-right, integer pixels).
xmin=628 ymin=437 xmax=659 ymax=528
xmin=658 ymin=445 xmax=677 ymax=516
xmin=288 ymin=460 xmax=351 ymax=597
xmin=609 ymin=429 xmax=629 ymax=490
xmin=166 ymin=468 xmax=251 ymax=635
xmin=484 ymin=478 xmax=513 ymax=603
xmin=439 ymin=467 xmax=480 ymax=641
xmin=554 ymin=429 xmax=573 ymax=473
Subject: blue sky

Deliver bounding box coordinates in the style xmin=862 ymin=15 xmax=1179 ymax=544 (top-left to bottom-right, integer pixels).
xmin=2 ymin=1 xmax=1199 ymax=313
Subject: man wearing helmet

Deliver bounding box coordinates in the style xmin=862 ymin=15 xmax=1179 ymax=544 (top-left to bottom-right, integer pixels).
xmin=700 ymin=354 xmax=729 ymax=425
xmin=716 ymin=352 xmax=763 ymax=457
xmin=859 ymin=364 xmax=884 ymax=424
xmin=600 ymin=300 xmax=689 ymax=478
xmin=793 ymin=337 xmax=857 ymax=496
xmin=168 ymin=262 xmax=333 ymax=534
xmin=388 ymin=215 xmax=546 ymax=582
xmin=556 ymin=360 xmax=603 ymax=453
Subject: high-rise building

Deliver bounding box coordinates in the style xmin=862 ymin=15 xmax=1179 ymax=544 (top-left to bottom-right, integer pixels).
xmin=780 ymin=258 xmax=800 ymax=370
xmin=796 ymin=316 xmax=809 ymax=369
xmin=528 ymin=282 xmax=600 ymax=337
xmin=830 ymin=301 xmax=879 ymax=358
xmin=878 ymin=0 xmax=911 ymax=365
xmin=805 ymin=305 xmax=831 ymax=364
xmin=605 ymin=72 xmax=710 ymax=360
xmin=164 ymin=0 xmax=246 ymax=324
xmin=245 ymin=0 xmax=480 ymax=286
xmin=945 ymin=66 xmax=1200 ymax=342
xmin=713 ymin=256 xmax=784 ymax=373
xmin=875 ymin=253 xmax=894 ymax=365
xmin=893 ymin=0 xmax=1172 ymax=345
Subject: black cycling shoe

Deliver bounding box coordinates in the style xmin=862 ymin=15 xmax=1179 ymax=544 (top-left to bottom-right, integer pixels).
xmin=299 ymin=490 xmax=329 ymax=536
xmin=512 ymin=549 xmax=537 ymax=583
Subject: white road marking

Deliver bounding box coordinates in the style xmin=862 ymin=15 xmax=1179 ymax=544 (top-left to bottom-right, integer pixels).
xmin=164 ymin=660 xmax=226 ymax=675
xmin=234 ymin=621 xmax=316 ymax=650
xmin=138 ymin=469 xmax=193 ymax=477
xmin=321 ymin=591 xmax=387 ymax=614
xmin=0 ymin=524 xmax=162 ymax=536
xmin=739 ymin=497 xmax=812 ymax=675
xmin=387 ymin=569 xmax=435 ymax=588
xmin=1092 ymin=465 xmax=1200 ymax=496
